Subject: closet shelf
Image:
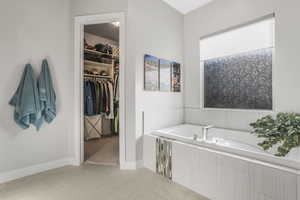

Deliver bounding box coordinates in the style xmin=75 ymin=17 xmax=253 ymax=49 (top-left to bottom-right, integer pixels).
xmin=84 ymin=74 xmax=112 ymax=79
xmin=84 ymin=60 xmax=112 ymax=68
xmin=84 ymin=49 xmax=119 ymax=58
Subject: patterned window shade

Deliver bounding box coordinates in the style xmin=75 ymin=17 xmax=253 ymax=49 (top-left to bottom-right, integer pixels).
xmin=200 ymin=16 xmax=274 ymax=110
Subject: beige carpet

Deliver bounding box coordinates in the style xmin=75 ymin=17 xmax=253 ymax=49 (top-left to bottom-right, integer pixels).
xmin=0 ymin=165 xmax=208 ymax=200
xmin=84 ymin=136 xmax=119 ymax=165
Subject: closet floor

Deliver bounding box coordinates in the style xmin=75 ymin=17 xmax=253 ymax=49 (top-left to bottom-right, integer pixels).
xmin=84 ymin=136 xmax=119 ymax=165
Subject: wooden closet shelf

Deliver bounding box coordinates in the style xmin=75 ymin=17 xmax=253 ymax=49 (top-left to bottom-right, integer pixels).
xmin=84 ymin=60 xmax=113 ymax=68
xmin=84 ymin=49 xmax=119 ymax=58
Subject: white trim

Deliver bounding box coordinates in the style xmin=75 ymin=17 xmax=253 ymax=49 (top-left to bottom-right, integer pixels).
xmin=74 ymin=13 xmax=126 ymax=168
xmin=297 ymin=176 xmax=300 ymax=200
xmin=85 ymin=160 xmax=118 ymax=166
xmin=0 ymin=158 xmax=74 ymax=184
xmin=121 ymin=162 xmax=137 ymax=170
xmin=136 ymin=160 xmax=144 ymax=169
xmin=120 ymin=160 xmax=144 ymax=170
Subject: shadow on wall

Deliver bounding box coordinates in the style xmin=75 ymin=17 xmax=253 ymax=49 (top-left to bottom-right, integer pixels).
xmin=143 ymin=108 xmax=184 ymax=134
xmin=184 ymin=108 xmax=271 ymax=132
xmin=137 ymin=108 xmax=184 ymax=161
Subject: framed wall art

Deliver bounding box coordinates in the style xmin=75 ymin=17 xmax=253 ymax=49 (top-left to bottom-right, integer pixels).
xmin=159 ymin=59 xmax=172 ymax=92
xmin=171 ymin=62 xmax=181 ymax=92
xmin=144 ymin=54 xmax=159 ymax=91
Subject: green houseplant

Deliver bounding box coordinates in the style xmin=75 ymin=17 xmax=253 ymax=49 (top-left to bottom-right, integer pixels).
xmin=250 ymin=112 xmax=300 ymax=157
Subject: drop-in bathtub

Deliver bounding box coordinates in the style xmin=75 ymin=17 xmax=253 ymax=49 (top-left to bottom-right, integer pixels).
xmin=143 ymin=124 xmax=300 ymax=200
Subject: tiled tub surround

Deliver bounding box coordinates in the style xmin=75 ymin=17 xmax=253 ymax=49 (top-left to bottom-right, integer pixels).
xmin=143 ymin=124 xmax=300 ymax=200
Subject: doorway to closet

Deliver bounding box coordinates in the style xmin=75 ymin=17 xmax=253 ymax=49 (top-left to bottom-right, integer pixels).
xmin=83 ymin=22 xmax=120 ymax=165
xmin=74 ymin=13 xmax=126 ymax=168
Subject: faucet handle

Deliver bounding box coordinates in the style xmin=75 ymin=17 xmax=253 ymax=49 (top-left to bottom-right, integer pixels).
xmin=205 ymin=125 xmax=214 ymax=129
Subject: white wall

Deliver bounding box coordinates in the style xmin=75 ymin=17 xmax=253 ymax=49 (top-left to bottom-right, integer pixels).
xmin=184 ymin=0 xmax=300 ymax=131
xmin=72 ymin=0 xmax=128 ymax=16
xmin=0 ymin=0 xmax=73 ymax=174
xmin=127 ymin=0 xmax=184 ymax=161
xmin=72 ymin=0 xmax=184 ymax=165
xmin=0 ymin=0 xmax=183 ymax=176
xmin=71 ymin=0 xmax=139 ymax=164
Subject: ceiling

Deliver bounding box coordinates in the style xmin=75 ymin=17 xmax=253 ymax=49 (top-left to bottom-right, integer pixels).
xmin=84 ymin=1 xmax=213 ymax=40
xmin=85 ymin=23 xmax=119 ymax=42
xmin=162 ymin=0 xmax=213 ymax=14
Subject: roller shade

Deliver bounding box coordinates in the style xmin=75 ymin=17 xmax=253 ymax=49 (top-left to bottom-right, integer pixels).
xmin=200 ymin=17 xmax=275 ymax=61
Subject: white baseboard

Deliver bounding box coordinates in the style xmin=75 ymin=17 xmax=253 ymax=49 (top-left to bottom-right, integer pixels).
xmin=0 ymin=157 xmax=75 ymax=184
xmin=120 ymin=160 xmax=143 ymax=170
xmin=136 ymin=160 xmax=144 ymax=169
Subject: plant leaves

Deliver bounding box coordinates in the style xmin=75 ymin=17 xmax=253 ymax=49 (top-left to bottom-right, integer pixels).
xmin=250 ymin=112 xmax=300 ymax=157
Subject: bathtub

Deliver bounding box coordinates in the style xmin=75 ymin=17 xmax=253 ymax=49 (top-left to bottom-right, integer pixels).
xmin=143 ymin=124 xmax=300 ymax=200
xmin=151 ymin=124 xmax=300 ymax=170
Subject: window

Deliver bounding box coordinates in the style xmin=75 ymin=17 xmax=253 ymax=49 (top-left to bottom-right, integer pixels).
xmin=200 ymin=16 xmax=275 ymax=110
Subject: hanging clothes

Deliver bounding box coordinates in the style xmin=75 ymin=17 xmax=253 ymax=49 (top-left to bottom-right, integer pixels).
xmin=112 ymin=67 xmax=119 ymax=134
xmin=112 ymin=102 xmax=119 ymax=134
xmin=107 ymin=81 xmax=114 ymax=119
xmin=84 ymin=79 xmax=114 ymax=119
xmin=84 ymin=80 xmax=94 ymax=116
xmin=113 ymin=73 xmax=119 ymax=101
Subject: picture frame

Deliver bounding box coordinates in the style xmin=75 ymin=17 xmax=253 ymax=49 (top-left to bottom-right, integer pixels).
xmin=171 ymin=62 xmax=181 ymax=92
xmin=159 ymin=59 xmax=172 ymax=92
xmin=144 ymin=54 xmax=159 ymax=91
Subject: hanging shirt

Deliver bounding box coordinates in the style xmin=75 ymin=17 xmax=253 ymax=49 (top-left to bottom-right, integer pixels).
xmin=106 ymin=81 xmax=114 ymax=119
xmin=84 ymin=81 xmax=94 ymax=116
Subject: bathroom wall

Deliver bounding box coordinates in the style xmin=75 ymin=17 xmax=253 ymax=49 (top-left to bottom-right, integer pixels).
xmin=72 ymin=0 xmax=128 ymax=16
xmin=72 ymin=0 xmax=184 ymax=164
xmin=184 ymin=0 xmax=300 ymax=131
xmin=71 ymin=0 xmax=139 ymax=164
xmin=127 ymin=0 xmax=184 ymax=161
xmin=0 ymin=0 xmax=73 ymax=176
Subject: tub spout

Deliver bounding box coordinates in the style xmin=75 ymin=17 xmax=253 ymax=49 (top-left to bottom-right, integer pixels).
xmin=203 ymin=125 xmax=214 ymax=141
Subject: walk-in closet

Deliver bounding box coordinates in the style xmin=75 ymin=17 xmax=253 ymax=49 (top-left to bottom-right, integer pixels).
xmin=83 ymin=22 xmax=120 ymax=166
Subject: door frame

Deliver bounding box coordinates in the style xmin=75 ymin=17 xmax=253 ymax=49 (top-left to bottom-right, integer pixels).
xmin=74 ymin=12 xmax=126 ymax=169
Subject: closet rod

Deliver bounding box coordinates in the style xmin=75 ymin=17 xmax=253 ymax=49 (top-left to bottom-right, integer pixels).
xmin=84 ymin=74 xmax=112 ymax=79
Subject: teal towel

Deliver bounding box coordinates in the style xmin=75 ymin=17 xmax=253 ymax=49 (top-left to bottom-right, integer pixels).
xmin=9 ymin=64 xmax=42 ymax=130
xmin=38 ymin=59 xmax=56 ymax=124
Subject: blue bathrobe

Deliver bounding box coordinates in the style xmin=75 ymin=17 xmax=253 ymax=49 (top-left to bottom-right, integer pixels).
xmin=9 ymin=64 xmax=42 ymax=129
xmin=38 ymin=59 xmax=56 ymax=124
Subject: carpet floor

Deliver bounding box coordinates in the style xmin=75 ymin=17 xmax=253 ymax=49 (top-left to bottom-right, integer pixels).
xmin=0 ymin=165 xmax=208 ymax=200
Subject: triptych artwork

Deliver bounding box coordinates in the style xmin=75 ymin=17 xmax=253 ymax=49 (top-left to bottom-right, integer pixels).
xmin=144 ymin=54 xmax=181 ymax=92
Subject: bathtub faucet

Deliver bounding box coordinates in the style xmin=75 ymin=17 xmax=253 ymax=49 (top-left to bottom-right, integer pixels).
xmin=203 ymin=125 xmax=214 ymax=141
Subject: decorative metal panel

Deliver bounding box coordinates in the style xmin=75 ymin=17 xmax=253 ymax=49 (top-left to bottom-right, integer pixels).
xmin=204 ymin=48 xmax=273 ymax=110
xmin=156 ymin=138 xmax=172 ymax=180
